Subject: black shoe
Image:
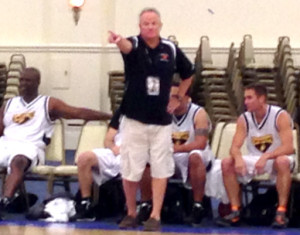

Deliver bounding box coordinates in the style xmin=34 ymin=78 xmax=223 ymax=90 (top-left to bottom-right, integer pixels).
xmin=216 ymin=210 xmax=241 ymax=227
xmin=71 ymin=200 xmax=96 ymax=221
xmin=0 ymin=197 xmax=12 ymax=211
xmin=190 ymin=202 xmax=205 ymax=227
xmin=137 ymin=201 xmax=152 ymax=224
xmin=0 ymin=197 xmax=12 ymax=219
xmin=272 ymin=211 xmax=289 ymax=229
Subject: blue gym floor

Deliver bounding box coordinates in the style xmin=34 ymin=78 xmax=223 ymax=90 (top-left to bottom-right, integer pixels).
xmin=1 ymin=150 xmax=300 ymax=235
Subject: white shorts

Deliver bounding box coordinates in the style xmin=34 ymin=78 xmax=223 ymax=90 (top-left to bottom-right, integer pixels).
xmin=173 ymin=145 xmax=214 ymax=182
xmin=205 ymin=159 xmax=229 ymax=204
xmin=0 ymin=138 xmax=44 ymax=174
xmin=238 ymin=154 xmax=295 ymax=184
xmin=91 ymin=148 xmax=121 ymax=186
xmin=120 ymin=117 xmax=175 ymax=182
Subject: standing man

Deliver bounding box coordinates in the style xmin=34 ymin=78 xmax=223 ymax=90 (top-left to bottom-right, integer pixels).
xmin=108 ymin=7 xmax=194 ymax=231
xmin=138 ymin=83 xmax=214 ymax=227
xmin=216 ymin=84 xmax=295 ymax=228
xmin=0 ymin=67 xmax=112 ymax=216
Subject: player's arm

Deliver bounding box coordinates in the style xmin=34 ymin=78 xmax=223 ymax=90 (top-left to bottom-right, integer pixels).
xmin=230 ymin=116 xmax=247 ymax=175
xmin=48 ymin=97 xmax=112 ymax=121
xmin=168 ymin=77 xmax=193 ymax=114
xmin=176 ymin=77 xmax=193 ymax=101
xmin=230 ymin=116 xmax=247 ymax=160
xmin=108 ymin=31 xmax=133 ymax=54
xmin=174 ymin=109 xmax=209 ymax=153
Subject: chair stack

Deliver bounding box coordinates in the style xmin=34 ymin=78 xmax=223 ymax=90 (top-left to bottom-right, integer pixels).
xmin=192 ymin=36 xmax=227 ymax=107
xmin=108 ymin=71 xmax=125 ymax=113
xmin=4 ymin=54 xmax=26 ymax=102
xmin=0 ymin=63 xmax=7 ymax=106
xmin=193 ymin=36 xmax=238 ymax=125
xmin=237 ymin=35 xmax=283 ymax=108
xmin=273 ymin=37 xmax=298 ymax=117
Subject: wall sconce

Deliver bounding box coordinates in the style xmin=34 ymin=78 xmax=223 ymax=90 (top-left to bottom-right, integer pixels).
xmin=69 ymin=0 xmax=85 ymax=25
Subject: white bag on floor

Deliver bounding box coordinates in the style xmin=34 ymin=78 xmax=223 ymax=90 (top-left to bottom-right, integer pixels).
xmin=43 ymin=198 xmax=76 ymax=222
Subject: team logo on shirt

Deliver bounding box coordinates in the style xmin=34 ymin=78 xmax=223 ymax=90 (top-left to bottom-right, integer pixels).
xmin=13 ymin=111 xmax=35 ymax=124
xmin=172 ymin=131 xmax=189 ymax=145
xmin=251 ymin=134 xmax=273 ymax=152
xmin=160 ymin=53 xmax=169 ymax=62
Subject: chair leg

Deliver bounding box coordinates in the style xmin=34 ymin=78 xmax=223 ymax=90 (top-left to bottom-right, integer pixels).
xmin=47 ymin=174 xmax=54 ymax=195
xmin=288 ymin=181 xmax=296 ymax=219
xmin=0 ymin=173 xmax=7 ymax=196
xmin=63 ymin=179 xmax=70 ymax=192
xmin=92 ymin=183 xmax=99 ymax=205
xmin=19 ymin=181 xmax=30 ymax=211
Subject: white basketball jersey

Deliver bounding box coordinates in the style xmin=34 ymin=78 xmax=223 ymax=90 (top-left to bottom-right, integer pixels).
xmin=3 ymin=95 xmax=55 ymax=150
xmin=172 ymin=103 xmax=211 ymax=146
xmin=243 ymin=105 xmax=291 ymax=155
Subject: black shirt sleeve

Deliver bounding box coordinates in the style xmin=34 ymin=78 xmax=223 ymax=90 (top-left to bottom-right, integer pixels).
xmin=175 ymin=47 xmax=195 ymax=79
xmin=109 ymin=108 xmax=122 ymax=130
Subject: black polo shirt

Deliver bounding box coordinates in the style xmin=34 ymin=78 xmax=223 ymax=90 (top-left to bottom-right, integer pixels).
xmin=120 ymin=35 xmax=194 ymax=125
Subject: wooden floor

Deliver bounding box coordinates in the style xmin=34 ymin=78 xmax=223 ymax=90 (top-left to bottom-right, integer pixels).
xmin=2 ymin=224 xmax=300 ymax=235
xmin=0 ymin=225 xmax=218 ymax=235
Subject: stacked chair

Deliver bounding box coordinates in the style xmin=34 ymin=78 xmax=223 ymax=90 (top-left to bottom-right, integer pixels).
xmin=192 ymin=36 xmax=225 ymax=107
xmin=236 ymin=35 xmax=299 ymax=118
xmin=193 ymin=36 xmax=238 ymax=126
xmin=273 ymin=37 xmax=298 ymax=117
xmin=237 ymin=35 xmax=283 ymax=108
xmin=4 ymin=54 xmax=26 ymax=102
xmin=0 ymin=63 xmax=7 ymax=106
xmin=108 ymin=71 xmax=125 ymax=113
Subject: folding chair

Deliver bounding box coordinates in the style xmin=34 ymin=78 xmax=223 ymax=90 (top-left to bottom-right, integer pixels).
xmin=0 ymin=119 xmax=65 ymax=210
xmin=24 ymin=118 xmax=65 ymax=195
xmin=49 ymin=121 xmax=108 ymax=201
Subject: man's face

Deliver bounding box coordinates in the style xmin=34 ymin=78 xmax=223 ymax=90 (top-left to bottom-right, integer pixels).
xmin=139 ymin=11 xmax=162 ymax=40
xmin=19 ymin=70 xmax=39 ymax=96
xmin=244 ymin=89 xmax=265 ymax=112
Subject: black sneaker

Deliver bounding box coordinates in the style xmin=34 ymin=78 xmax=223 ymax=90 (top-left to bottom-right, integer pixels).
xmin=0 ymin=197 xmax=12 ymax=220
xmin=0 ymin=197 xmax=12 ymax=211
xmin=71 ymin=200 xmax=96 ymax=221
xmin=216 ymin=210 xmax=241 ymax=227
xmin=190 ymin=202 xmax=205 ymax=227
xmin=137 ymin=201 xmax=152 ymax=224
xmin=272 ymin=211 xmax=289 ymax=229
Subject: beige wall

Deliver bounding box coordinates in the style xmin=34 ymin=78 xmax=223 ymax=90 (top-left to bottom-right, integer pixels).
xmin=1 ymin=0 xmax=299 ymax=47
xmin=114 ymin=0 xmax=300 ymax=47
xmin=0 ymin=0 xmax=299 ymax=148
